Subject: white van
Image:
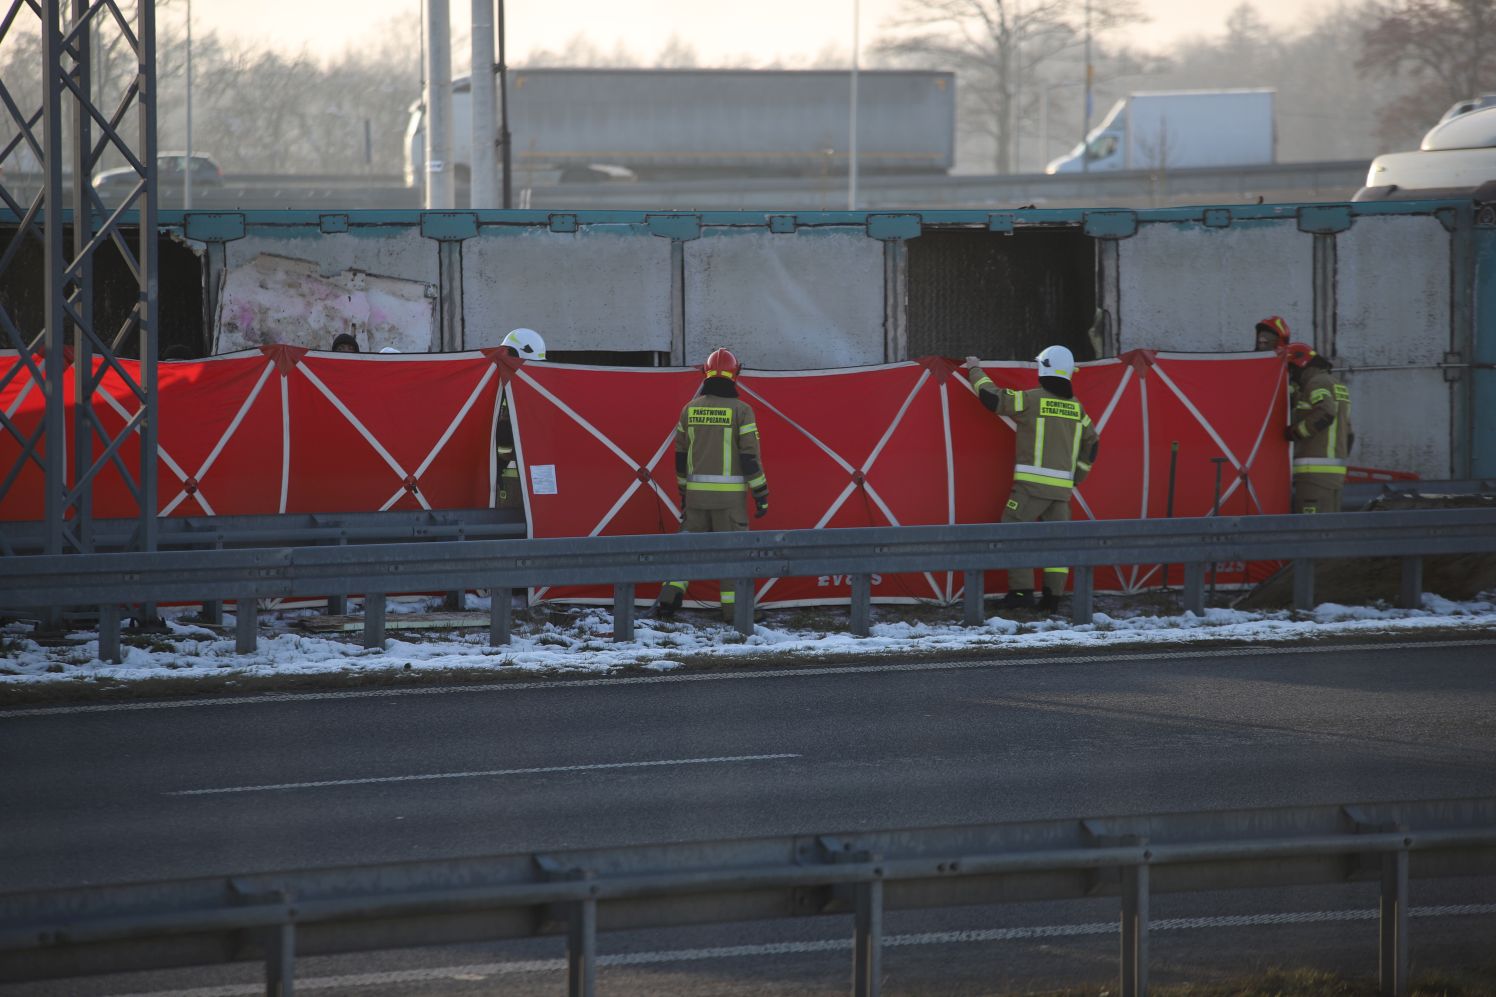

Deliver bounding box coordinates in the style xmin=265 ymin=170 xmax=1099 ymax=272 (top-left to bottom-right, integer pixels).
xmin=1354 ymin=105 xmax=1496 ymax=201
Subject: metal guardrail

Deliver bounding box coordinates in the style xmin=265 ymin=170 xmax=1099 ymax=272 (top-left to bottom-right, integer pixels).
xmin=0 ymin=507 xmax=526 ymax=556
xmin=539 ymin=160 xmax=1372 ymax=211
xmin=2 ymin=508 xmax=1493 ymax=659
xmin=2 ymin=796 xmax=1492 ymax=996
xmin=0 ymin=160 xmax=1369 ymax=211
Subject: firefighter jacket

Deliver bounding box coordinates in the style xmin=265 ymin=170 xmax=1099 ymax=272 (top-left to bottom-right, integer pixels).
xmin=494 ymin=391 xmax=521 ymax=494
xmin=1290 ymin=364 xmax=1353 ymax=483
xmin=967 ymin=367 xmax=1099 ymax=501
xmin=674 ymin=383 xmax=768 ymax=512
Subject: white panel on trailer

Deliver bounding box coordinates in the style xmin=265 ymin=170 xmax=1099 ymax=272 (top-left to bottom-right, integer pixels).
xmin=1342 ymin=369 xmax=1450 ymax=479
xmin=212 ymin=254 xmax=436 ymax=354
xmin=684 ymin=230 xmax=885 ymax=370
xmin=1336 ymin=214 xmax=1450 ymax=366
xmin=461 ymin=229 xmax=673 ymax=352
xmin=1117 ymin=221 xmax=1312 ymax=352
xmin=1334 ymin=214 xmax=1453 ymax=479
xmin=224 ymin=229 xmax=438 ymax=287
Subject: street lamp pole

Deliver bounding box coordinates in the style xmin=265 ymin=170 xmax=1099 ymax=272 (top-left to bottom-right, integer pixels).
xmin=184 ymin=0 xmax=192 ymax=208
xmin=498 ymin=0 xmax=511 ymax=209
xmin=848 ymin=0 xmax=859 ymax=210
xmin=1082 ymin=0 xmax=1092 ymax=173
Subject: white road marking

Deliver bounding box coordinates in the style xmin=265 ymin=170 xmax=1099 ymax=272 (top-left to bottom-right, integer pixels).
xmin=5 ymin=637 xmax=1494 ymax=720
xmin=107 ymin=903 xmax=1496 ymax=996
xmin=167 ymin=753 xmax=801 ymax=796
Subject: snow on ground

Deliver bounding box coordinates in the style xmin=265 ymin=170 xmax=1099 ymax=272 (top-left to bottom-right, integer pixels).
xmin=2 ymin=592 xmax=1495 ymax=690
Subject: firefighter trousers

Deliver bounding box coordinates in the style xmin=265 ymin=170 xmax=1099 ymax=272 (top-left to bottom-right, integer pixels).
xmin=1001 ymin=483 xmax=1072 ymax=596
xmin=1293 ymin=476 xmax=1342 ymax=514
xmin=665 ymin=502 xmax=749 ymax=619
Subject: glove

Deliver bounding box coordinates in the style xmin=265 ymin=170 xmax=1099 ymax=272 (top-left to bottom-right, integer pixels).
xmin=1283 ymin=424 xmax=1298 ymax=442
xmin=753 ymin=494 xmax=769 ymax=519
xmin=963 ymin=355 xmax=983 ymax=372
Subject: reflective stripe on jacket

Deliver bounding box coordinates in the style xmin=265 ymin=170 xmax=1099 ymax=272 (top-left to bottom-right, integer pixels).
xmin=675 ymin=394 xmax=765 ymax=510
xmin=968 ymin=370 xmax=1099 ymax=501
xmin=1291 ymin=366 xmax=1352 ymax=481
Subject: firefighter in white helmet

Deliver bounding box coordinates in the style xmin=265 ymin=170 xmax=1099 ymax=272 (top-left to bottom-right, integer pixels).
xmin=494 ymin=329 xmax=546 ymax=510
xmin=964 ymin=344 xmax=1100 ymax=614
xmin=492 ymin=329 xmax=548 ymax=612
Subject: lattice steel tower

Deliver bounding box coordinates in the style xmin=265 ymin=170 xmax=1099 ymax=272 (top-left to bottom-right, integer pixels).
xmin=0 ymin=0 xmax=158 ymax=561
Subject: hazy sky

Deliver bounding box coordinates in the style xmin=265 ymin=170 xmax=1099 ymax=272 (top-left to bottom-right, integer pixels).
xmin=189 ymin=0 xmax=1324 ymax=65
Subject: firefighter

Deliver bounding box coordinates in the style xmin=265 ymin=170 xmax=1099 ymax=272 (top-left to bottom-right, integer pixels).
xmin=653 ymin=347 xmax=769 ymax=622
xmin=964 ymin=345 xmax=1099 ymax=613
xmin=1283 ymin=342 xmax=1353 ymax=513
xmin=1254 ymin=315 xmax=1291 ymax=352
xmin=495 ymin=328 xmax=546 ymax=510
xmin=493 ymin=328 xmax=545 ymax=612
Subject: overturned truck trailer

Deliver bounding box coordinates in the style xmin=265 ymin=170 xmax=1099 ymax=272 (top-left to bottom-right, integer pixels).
xmin=0 ymin=200 xmax=1491 ymax=480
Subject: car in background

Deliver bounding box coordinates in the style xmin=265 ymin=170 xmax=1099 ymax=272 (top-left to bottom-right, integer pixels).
xmin=92 ymin=152 xmax=222 ymax=201
xmin=1354 ymin=106 xmax=1496 ymax=202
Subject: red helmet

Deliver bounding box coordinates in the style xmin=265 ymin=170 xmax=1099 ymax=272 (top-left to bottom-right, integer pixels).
xmin=704 ymin=347 xmax=742 ymax=380
xmin=1255 ymin=316 xmax=1291 ymax=347
xmin=1283 ymin=342 xmax=1316 ymax=368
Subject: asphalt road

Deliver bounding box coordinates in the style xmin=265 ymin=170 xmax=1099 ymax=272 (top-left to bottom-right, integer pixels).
xmin=3 ymin=635 xmax=1495 ymax=994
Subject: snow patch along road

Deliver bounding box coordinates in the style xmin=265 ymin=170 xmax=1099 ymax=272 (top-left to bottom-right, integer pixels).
xmin=2 ymin=593 xmax=1494 ymax=694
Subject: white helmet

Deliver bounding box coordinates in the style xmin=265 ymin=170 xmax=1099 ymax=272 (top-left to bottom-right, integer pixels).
xmin=501 ymin=327 xmax=546 ymax=360
xmin=1035 ymin=344 xmax=1075 ymax=381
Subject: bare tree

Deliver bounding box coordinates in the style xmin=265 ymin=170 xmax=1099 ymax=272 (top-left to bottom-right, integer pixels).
xmin=654 ymin=35 xmax=699 ymax=68
xmin=875 ymin=0 xmax=1140 ymax=173
xmin=1358 ymin=0 xmax=1495 ymax=146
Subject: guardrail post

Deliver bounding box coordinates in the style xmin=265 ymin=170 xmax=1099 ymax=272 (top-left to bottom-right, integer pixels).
xmin=613 ymin=583 xmax=635 ymax=641
xmin=1397 ymin=557 xmax=1423 ymax=611
xmin=362 ymin=594 xmax=386 ymax=649
xmin=853 ymin=875 xmax=884 ymax=997
xmin=327 ymin=535 xmax=349 ymax=616
xmin=1183 ymin=563 xmax=1205 ymax=615
xmin=1071 ymin=566 xmax=1094 ymax=625
xmin=490 ymin=591 xmax=510 ymax=647
xmin=201 ymin=599 xmax=223 ymax=627
xmin=444 ymin=589 xmax=464 ymax=611
xmin=98 ymin=604 xmax=121 ymax=663
xmin=1120 ymin=860 xmax=1149 ymax=997
xmin=734 ymin=578 xmax=755 ymax=637
xmin=229 ymin=880 xmax=297 ymax=995
xmin=567 ymin=894 xmax=598 ymax=997
xmin=235 ymin=597 xmax=258 ymax=654
xmin=1379 ymin=843 xmax=1409 ymax=996
xmin=265 ymin=920 xmax=295 ymax=997
xmin=850 ymin=574 xmax=871 ymax=637
xmin=963 ymin=570 xmax=984 ymax=626
xmin=1292 ymin=559 xmax=1315 ymax=612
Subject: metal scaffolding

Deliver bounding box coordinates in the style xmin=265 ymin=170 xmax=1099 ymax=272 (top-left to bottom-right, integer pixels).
xmin=0 ymin=0 xmax=158 ymax=562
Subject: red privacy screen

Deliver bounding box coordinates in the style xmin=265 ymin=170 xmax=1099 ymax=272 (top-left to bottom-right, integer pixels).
xmin=3 ymin=348 xmax=1287 ymax=604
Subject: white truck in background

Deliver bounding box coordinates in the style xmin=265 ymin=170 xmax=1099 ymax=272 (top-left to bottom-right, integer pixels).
xmin=1045 ymin=89 xmax=1276 ymax=174
xmin=405 ymin=68 xmax=958 ymax=197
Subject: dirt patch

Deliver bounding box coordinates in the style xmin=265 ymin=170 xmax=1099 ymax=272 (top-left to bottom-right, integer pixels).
xmin=1237 ymin=494 xmax=1496 ymax=610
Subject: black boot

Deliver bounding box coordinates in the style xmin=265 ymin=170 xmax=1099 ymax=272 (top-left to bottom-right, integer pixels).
xmin=1037 ymin=591 xmax=1061 ymax=613
xmin=997 ymin=590 xmax=1034 ymax=611
xmin=652 ymin=587 xmax=682 ymax=620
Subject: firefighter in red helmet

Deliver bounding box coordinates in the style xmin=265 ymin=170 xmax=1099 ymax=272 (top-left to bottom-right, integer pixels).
xmin=1254 ymin=315 xmax=1291 ymax=352
xmin=1283 ymin=342 xmax=1353 ymax=514
xmin=653 ymin=348 xmax=770 ymax=622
